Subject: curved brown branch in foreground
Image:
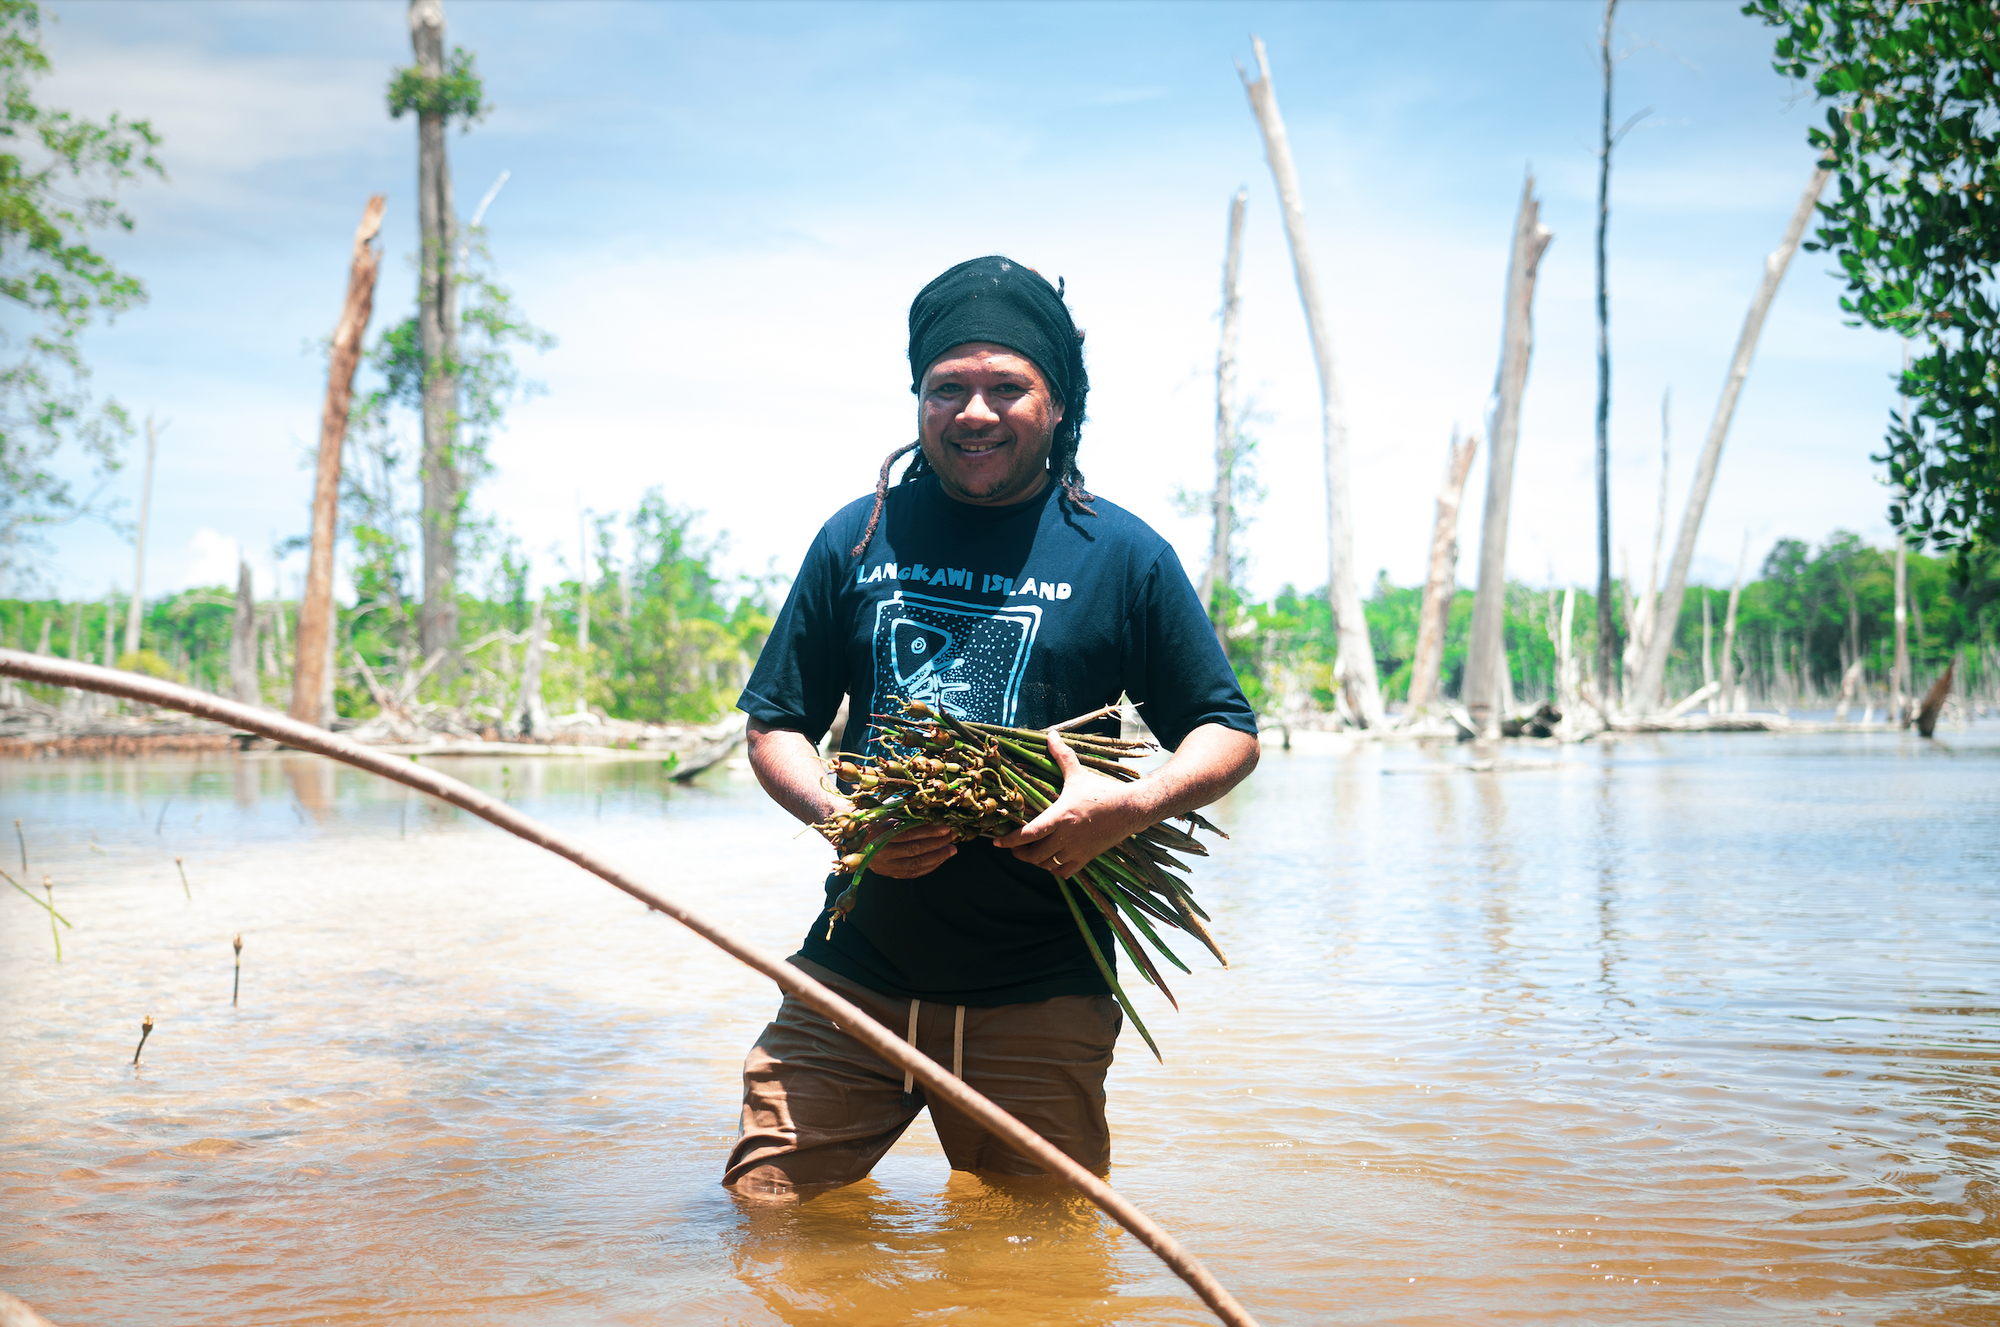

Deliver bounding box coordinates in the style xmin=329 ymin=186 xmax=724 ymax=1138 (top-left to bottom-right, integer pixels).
xmin=0 ymin=649 xmax=1259 ymax=1327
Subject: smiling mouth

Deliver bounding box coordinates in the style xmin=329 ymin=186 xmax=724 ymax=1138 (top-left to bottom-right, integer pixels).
xmin=949 ymin=438 xmax=1008 ymax=456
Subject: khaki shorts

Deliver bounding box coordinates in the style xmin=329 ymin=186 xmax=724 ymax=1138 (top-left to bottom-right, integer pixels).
xmin=723 ymin=957 xmax=1123 ymax=1194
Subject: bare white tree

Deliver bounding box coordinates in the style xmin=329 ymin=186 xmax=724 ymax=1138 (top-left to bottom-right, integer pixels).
xmin=1201 ymin=187 xmax=1248 ymax=641
xmin=1719 ymin=533 xmax=1749 ymax=713
xmin=1630 ymin=163 xmax=1831 ymax=712
xmin=230 ymin=559 xmax=259 ymax=705
xmin=123 ymin=415 xmax=160 ymax=658
xmin=1464 ymin=175 xmax=1553 ymax=735
xmin=1407 ymin=429 xmax=1479 ymax=713
xmin=1238 ymin=36 xmax=1382 ymax=727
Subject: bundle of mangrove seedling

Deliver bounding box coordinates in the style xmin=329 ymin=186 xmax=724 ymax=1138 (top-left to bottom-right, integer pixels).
xmin=814 ymin=698 xmax=1228 ymax=1059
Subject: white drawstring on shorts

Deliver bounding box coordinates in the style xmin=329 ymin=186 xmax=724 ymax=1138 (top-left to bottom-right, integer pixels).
xmin=902 ymin=999 xmax=968 ymax=1095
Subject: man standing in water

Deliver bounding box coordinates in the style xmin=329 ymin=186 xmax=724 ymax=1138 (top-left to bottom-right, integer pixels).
xmin=728 ymin=256 xmax=1259 ymax=1196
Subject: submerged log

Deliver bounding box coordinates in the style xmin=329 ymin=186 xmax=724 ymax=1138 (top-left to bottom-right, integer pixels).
xmin=1500 ymin=703 xmax=1563 ymax=739
xmin=1663 ymin=680 xmax=1720 ymax=720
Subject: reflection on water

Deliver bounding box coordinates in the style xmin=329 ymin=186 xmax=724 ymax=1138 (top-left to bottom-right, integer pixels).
xmin=2 ymin=728 xmax=1996 ymax=1324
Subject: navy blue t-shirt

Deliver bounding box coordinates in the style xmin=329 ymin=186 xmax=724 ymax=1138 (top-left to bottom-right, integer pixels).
xmin=738 ymin=470 xmax=1256 ymax=1006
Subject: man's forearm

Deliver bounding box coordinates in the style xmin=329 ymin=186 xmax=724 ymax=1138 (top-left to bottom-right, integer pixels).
xmin=747 ymin=720 xmax=845 ymax=826
xmin=1124 ymin=722 xmax=1259 ymax=825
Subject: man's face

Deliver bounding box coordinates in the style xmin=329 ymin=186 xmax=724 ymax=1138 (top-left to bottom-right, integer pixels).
xmin=917 ymin=342 xmax=1065 ymax=507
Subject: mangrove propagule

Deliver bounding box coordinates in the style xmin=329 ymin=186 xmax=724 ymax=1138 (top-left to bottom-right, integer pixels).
xmin=812 ymin=699 xmax=1230 ymax=1060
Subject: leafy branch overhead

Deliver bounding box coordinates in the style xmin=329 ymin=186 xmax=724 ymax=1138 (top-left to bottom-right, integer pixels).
xmin=386 ymin=46 xmax=485 ymax=126
xmin=1745 ymin=0 xmax=2000 ymax=562
xmin=0 ymin=0 xmax=165 ymax=585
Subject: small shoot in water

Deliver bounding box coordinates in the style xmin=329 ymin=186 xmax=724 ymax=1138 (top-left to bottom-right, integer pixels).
xmin=232 ymin=933 xmax=243 ymax=1007
xmin=44 ymin=876 xmax=58 ymax=962
xmin=3 ymin=864 xmax=72 ymax=927
xmin=132 ymin=1014 xmax=154 ymax=1066
xmin=175 ymin=855 xmax=191 ymax=901
xmin=13 ymin=817 xmax=23 ymax=873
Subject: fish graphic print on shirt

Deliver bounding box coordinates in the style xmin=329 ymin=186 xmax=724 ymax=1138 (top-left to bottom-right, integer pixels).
xmin=871 ymin=590 xmax=1042 ymax=734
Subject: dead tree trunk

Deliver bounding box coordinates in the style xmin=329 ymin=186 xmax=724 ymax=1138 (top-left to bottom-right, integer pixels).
xmin=1890 ymin=342 xmax=1912 ymax=727
xmin=124 ymin=415 xmax=160 ymax=658
xmin=1625 ymin=390 xmax=1671 ymax=685
xmin=412 ymin=0 xmax=461 ymax=660
xmin=1701 ymin=587 xmax=1715 ymax=686
xmin=230 ymin=559 xmax=260 ymax=705
xmin=1891 ymin=539 xmax=1910 ymax=725
xmin=1835 ymin=656 xmax=1864 ymax=722
xmin=1630 ymin=163 xmax=1832 ymax=712
xmin=1915 ymin=657 xmax=1955 ymax=738
xmin=1407 ymin=429 xmax=1480 ymax=713
xmin=1593 ymin=0 xmax=1621 ymax=709
xmin=516 ymin=593 xmax=550 ymax=737
xmin=1239 ymin=36 xmax=1382 ymax=728
xmin=1202 ymin=186 xmax=1248 ymax=641
xmin=1719 ymin=531 xmax=1748 ymax=712
xmin=575 ymin=506 xmax=592 ymax=715
xmin=1464 ymin=174 xmax=1553 ymax=736
xmin=291 ymin=195 xmax=387 ymax=727
xmin=1559 ymin=586 xmax=1577 ymax=712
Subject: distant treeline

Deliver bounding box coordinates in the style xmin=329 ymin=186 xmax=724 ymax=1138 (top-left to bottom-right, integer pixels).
xmin=5 ymin=530 xmax=1993 ymax=723
xmin=3 ymin=492 xmax=777 ymax=728
xmin=1223 ymin=531 xmax=1997 ymax=716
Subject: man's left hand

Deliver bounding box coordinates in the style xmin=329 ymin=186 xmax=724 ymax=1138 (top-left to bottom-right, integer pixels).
xmin=991 ymin=732 xmax=1149 ymax=879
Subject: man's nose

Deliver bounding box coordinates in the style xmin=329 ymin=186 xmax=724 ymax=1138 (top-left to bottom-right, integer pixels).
xmin=958 ymin=390 xmax=1001 ymax=426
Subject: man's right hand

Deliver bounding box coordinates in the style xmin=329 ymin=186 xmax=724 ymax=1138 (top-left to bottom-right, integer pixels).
xmin=860 ymin=823 xmax=958 ymax=879
xmin=747 ymin=719 xmax=959 ymax=879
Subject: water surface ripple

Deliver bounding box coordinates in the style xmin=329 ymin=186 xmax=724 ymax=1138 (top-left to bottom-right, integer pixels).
xmin=2 ymin=727 xmax=1995 ymax=1324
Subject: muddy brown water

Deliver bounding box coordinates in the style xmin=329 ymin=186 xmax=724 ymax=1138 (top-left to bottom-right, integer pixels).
xmin=2 ymin=727 xmax=1995 ymax=1325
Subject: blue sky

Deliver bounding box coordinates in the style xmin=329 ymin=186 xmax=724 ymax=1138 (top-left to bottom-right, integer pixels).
xmin=25 ymin=0 xmax=1902 ymax=607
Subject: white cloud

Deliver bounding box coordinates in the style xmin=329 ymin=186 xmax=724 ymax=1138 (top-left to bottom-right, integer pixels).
xmin=178 ymin=527 xmax=241 ymax=592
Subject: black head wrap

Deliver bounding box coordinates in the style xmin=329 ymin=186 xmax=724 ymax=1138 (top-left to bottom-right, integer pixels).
xmin=851 ymin=257 xmax=1096 ymax=558
xmin=907 ymin=255 xmax=1087 ymax=448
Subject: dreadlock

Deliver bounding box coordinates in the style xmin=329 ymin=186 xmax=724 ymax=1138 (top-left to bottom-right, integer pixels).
xmin=850 ymin=440 xmax=919 ymax=560
xmin=1048 ymin=335 xmax=1095 ymax=516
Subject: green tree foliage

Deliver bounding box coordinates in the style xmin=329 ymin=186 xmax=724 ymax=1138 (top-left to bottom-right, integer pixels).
xmin=1717 ymin=532 xmax=1995 ymax=696
xmin=323 ymin=481 xmax=773 ymax=727
xmin=1746 ymin=0 xmax=2000 ymax=560
xmin=386 ymin=46 xmax=484 ymax=126
xmin=338 ymin=226 xmax=553 ymax=664
xmin=573 ymin=493 xmax=778 ymax=724
xmin=0 ymin=0 xmax=162 ymax=585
